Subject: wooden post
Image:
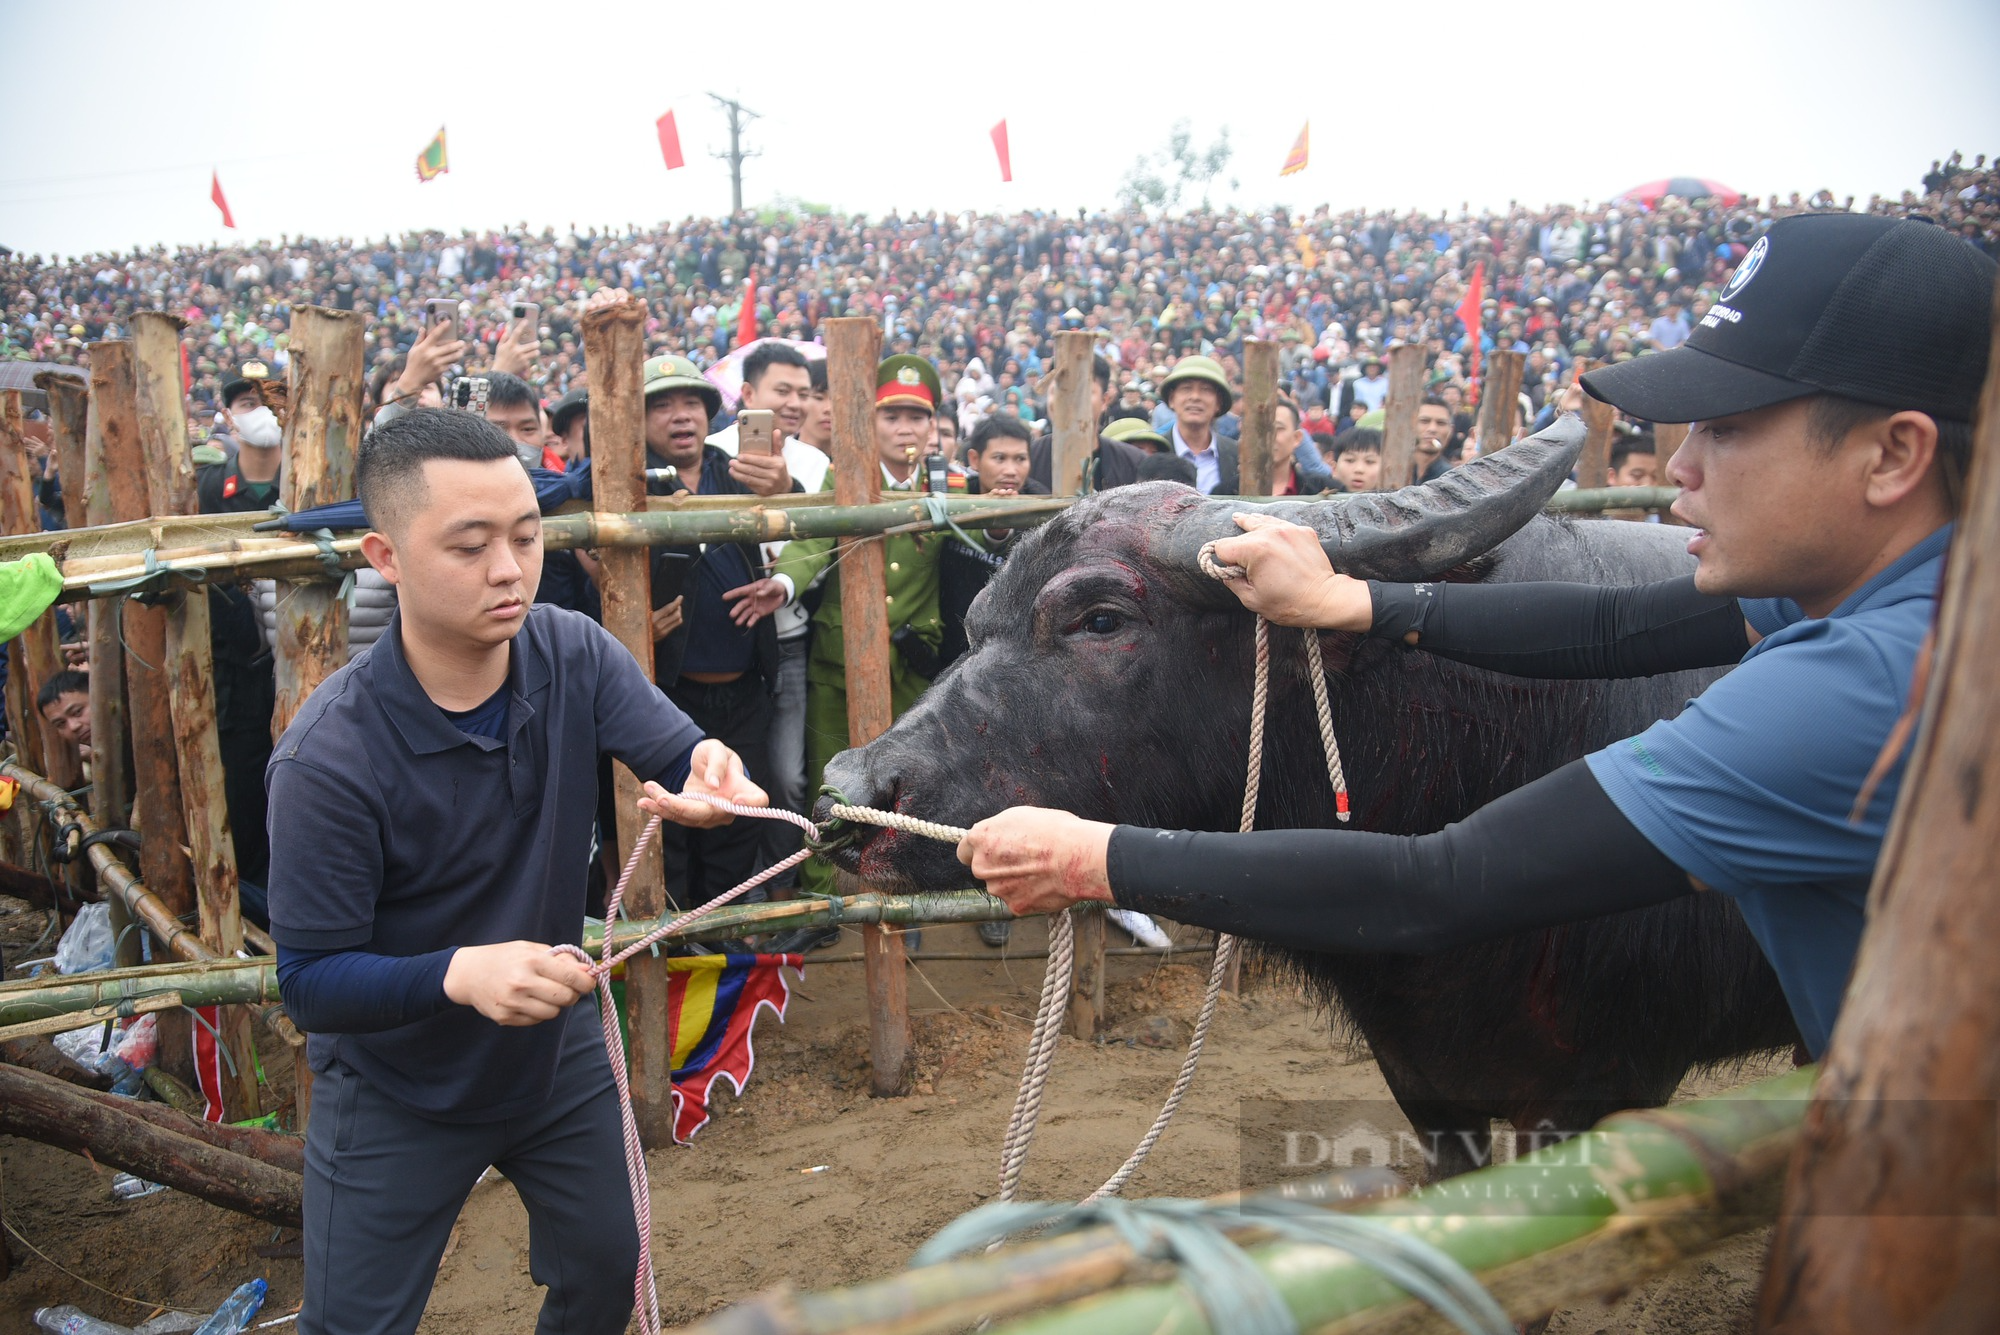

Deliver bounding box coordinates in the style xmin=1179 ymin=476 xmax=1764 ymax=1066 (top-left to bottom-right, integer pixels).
xmin=132 ymin=313 xmax=259 ymax=1121
xmin=1377 ymin=345 xmax=1428 ymax=490
xmin=826 ymin=316 xmax=910 ymax=1096
xmin=1476 ymin=351 xmax=1526 ymax=454
xmin=1756 ymin=280 xmax=2000 ymax=1335
xmin=0 ymin=391 xmax=75 ymax=789
xmin=1238 ymin=340 xmax=1279 ymax=496
xmin=40 ymin=373 xmax=90 ymax=533
xmin=1049 ymin=330 xmax=1096 ymax=496
xmin=581 ymin=299 xmax=672 ymax=1145
xmin=1574 ymin=358 xmax=1618 ymax=492
xmin=271 ymin=308 xmax=364 ymax=740
xmin=1066 ymin=907 xmax=1107 ymax=1040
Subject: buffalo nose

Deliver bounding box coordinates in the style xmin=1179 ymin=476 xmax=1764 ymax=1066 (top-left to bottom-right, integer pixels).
xmin=816 ymin=750 xmax=887 ymax=827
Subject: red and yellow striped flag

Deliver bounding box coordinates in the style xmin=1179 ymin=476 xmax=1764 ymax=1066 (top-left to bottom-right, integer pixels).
xmin=415 ymin=127 xmax=449 ymax=183
xmin=1280 ymin=122 xmax=1309 ymax=177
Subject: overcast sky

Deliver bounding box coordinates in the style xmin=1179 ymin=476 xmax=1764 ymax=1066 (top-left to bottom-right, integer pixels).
xmin=4 ymin=0 xmax=1995 ymax=260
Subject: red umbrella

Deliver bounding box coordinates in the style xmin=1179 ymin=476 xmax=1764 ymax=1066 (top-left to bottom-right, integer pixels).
xmin=1617 ymin=177 xmax=1742 ymax=207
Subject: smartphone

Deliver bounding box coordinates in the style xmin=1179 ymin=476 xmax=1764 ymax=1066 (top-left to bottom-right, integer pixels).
xmin=425 ymin=298 xmax=463 ymax=342
xmin=651 ymin=550 xmax=695 ymax=610
xmin=512 ymin=301 xmax=539 ymax=335
xmin=737 ymin=408 xmax=775 ymax=456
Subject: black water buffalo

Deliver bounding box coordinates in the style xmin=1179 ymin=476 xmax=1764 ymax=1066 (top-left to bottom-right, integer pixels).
xmin=819 ymin=419 xmax=1799 ymax=1177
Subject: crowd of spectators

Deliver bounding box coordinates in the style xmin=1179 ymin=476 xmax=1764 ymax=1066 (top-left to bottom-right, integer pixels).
xmin=7 ymin=153 xmax=1993 ymax=458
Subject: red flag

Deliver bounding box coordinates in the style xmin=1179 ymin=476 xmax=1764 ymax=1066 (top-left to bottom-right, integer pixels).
xmin=990 ymin=119 xmax=1012 ymax=183
xmin=737 ymin=269 xmax=759 ymax=348
xmin=210 ymin=170 xmax=235 ymax=229
xmin=655 ymin=110 xmax=685 ymax=171
xmin=1456 ymin=260 xmax=1486 ymax=392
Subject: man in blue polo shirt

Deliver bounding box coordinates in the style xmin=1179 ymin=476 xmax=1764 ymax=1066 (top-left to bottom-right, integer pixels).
xmin=954 ymin=213 xmax=1994 ymax=1062
xmin=267 ymin=407 xmax=766 ymax=1335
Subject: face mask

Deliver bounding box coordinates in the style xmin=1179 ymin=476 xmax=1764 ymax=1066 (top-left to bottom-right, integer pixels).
xmin=233 ymin=405 xmax=282 ymax=447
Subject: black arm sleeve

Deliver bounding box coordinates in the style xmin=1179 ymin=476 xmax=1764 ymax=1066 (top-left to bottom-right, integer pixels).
xmin=1106 ymin=760 xmax=1691 ymax=954
xmin=1367 ymin=574 xmax=1748 ymax=679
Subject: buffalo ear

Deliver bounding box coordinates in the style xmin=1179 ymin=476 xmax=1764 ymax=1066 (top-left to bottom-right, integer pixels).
xmin=1163 ymin=414 xmax=1586 ymax=585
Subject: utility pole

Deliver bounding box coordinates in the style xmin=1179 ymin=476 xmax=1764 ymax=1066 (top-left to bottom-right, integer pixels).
xmin=707 ymin=93 xmax=762 ymax=215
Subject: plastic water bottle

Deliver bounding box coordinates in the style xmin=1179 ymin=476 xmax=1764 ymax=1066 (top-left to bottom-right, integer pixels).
xmin=32 ymin=1307 xmax=134 ymax=1335
xmin=190 ymin=1280 xmax=268 ymax=1335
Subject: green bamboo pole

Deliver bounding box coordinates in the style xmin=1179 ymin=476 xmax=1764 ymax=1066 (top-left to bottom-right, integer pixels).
xmin=0 ymin=889 xmax=1018 ymax=1027
xmin=22 ymin=489 xmax=1683 ymax=603
xmin=684 ymin=1068 xmax=1812 ymax=1335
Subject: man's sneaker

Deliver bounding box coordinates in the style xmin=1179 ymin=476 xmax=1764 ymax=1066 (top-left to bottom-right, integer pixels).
xmin=1109 ymin=908 xmax=1173 ymax=950
xmin=763 ymin=925 xmax=842 ymax=955
xmin=978 ymin=920 xmax=1013 ymax=948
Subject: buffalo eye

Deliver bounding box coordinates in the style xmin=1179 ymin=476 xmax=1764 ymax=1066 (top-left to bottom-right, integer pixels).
xmin=1072 ymin=609 xmax=1123 ymax=636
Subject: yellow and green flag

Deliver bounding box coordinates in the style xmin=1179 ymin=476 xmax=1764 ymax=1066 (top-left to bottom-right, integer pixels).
xmin=415 ymin=127 xmax=449 ymax=183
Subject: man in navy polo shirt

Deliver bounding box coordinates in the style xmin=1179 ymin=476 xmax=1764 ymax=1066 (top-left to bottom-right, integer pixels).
xmin=268 ymin=407 xmax=766 ymax=1335
xmin=955 ymin=213 xmax=1994 ymax=1063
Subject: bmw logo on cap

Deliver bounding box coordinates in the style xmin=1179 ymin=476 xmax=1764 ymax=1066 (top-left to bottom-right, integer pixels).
xmin=1721 ymin=235 xmax=1769 ymax=302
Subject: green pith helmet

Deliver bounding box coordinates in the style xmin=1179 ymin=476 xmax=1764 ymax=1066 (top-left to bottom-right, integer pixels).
xmin=1159 ymin=354 xmax=1233 ymax=413
xmin=875 ymin=353 xmax=941 ymax=413
xmin=642 ymin=354 xmax=721 ymax=420
xmin=1103 ymin=417 xmax=1170 ymax=451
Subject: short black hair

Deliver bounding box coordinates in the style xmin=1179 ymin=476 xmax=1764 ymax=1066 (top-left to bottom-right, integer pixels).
xmin=357 ymin=407 xmax=523 ymax=534
xmin=1805 ymin=392 xmax=1972 ymax=511
xmin=967 ymin=413 xmax=1032 ymax=454
xmin=1419 ymin=395 xmax=1450 ymax=412
xmin=484 ymin=371 xmax=537 ymax=412
xmin=1136 ymin=453 xmax=1197 ymax=486
xmin=1610 ymin=433 xmax=1658 ymax=473
xmin=37 ymin=669 xmax=88 ymax=712
xmin=743 ymin=342 xmax=810 ymax=391
xmin=807 ymin=359 xmax=828 ymax=394
xmin=1092 ymin=354 xmax=1112 ymax=390
xmin=1332 ymin=426 xmax=1383 ymax=458
xmin=1274 ymin=397 xmax=1301 ymax=430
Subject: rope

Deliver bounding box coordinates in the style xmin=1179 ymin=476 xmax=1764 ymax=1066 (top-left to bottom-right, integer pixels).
xmin=913 ymin=1196 xmax=1515 ymax=1335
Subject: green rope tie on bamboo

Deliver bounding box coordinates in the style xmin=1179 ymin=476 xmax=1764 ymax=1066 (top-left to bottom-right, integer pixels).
xmin=912 ymin=1196 xmax=1514 ymax=1335
xmin=308 ymin=528 xmax=358 ymax=608
xmin=916 ymin=493 xmax=985 ymax=549
xmin=86 ymin=547 xmax=208 ymax=602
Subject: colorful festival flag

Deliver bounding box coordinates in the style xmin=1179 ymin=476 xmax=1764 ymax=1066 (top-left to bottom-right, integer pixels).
xmin=611 ymin=953 xmax=803 ymax=1143
xmin=656 ymin=110 xmax=685 ymax=171
xmin=1280 ymin=122 xmax=1310 ymax=177
xmin=1456 ymin=260 xmax=1487 ymax=392
xmin=210 ymin=170 xmax=235 ymax=229
xmin=990 ymin=119 xmax=1012 ymax=183
xmin=415 ymin=127 xmax=449 ymax=183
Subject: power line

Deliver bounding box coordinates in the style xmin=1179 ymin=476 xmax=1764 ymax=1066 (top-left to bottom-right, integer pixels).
xmin=706 ymin=93 xmax=762 ymax=215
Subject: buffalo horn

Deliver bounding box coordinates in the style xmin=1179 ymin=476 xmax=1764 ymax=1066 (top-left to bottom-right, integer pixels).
xmin=1163 ymin=413 xmax=1586 ymax=586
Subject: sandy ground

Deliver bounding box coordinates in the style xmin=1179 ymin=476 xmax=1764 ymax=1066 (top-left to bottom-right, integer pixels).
xmin=0 ymin=914 xmax=1788 ymax=1334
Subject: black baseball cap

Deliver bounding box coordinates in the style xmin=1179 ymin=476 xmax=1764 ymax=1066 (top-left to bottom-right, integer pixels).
xmin=218 ymin=360 xmax=269 ymax=409
xmin=548 ymin=388 xmax=589 ymax=437
xmin=1584 ymin=214 xmax=1996 ymax=425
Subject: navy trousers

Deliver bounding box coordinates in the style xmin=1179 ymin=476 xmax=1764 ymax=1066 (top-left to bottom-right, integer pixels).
xmin=300 ymin=1030 xmax=639 ymax=1335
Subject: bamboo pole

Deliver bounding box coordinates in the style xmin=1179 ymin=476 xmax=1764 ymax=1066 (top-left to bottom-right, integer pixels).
xmin=133 ymin=311 xmax=259 ymax=1121
xmin=1377 ymin=344 xmax=1427 ymax=489
xmin=0 ymin=886 xmax=1022 ymax=1023
xmin=581 ymin=297 xmax=674 ymax=1146
xmin=271 ymin=307 xmax=363 ymax=740
xmin=1476 ymin=350 xmax=1526 ymax=453
xmin=1756 ymin=279 xmax=2000 ymax=1334
xmin=1050 ymin=330 xmax=1096 ymax=496
xmin=826 ymin=316 xmax=910 ymax=1096
xmin=685 ymin=1069 xmax=1812 ymax=1335
xmin=1237 ymin=339 xmax=1279 ymax=497
xmin=0 ymin=390 xmax=75 ymax=788
xmin=25 ymin=488 xmax=1688 ymax=602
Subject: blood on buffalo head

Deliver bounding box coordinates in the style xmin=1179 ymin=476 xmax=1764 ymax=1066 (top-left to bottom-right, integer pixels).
xmin=815 ymin=416 xmax=1586 ymax=890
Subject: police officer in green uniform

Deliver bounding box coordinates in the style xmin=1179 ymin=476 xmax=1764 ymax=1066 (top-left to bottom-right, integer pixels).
xmin=768 ymin=355 xmax=969 ymax=929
